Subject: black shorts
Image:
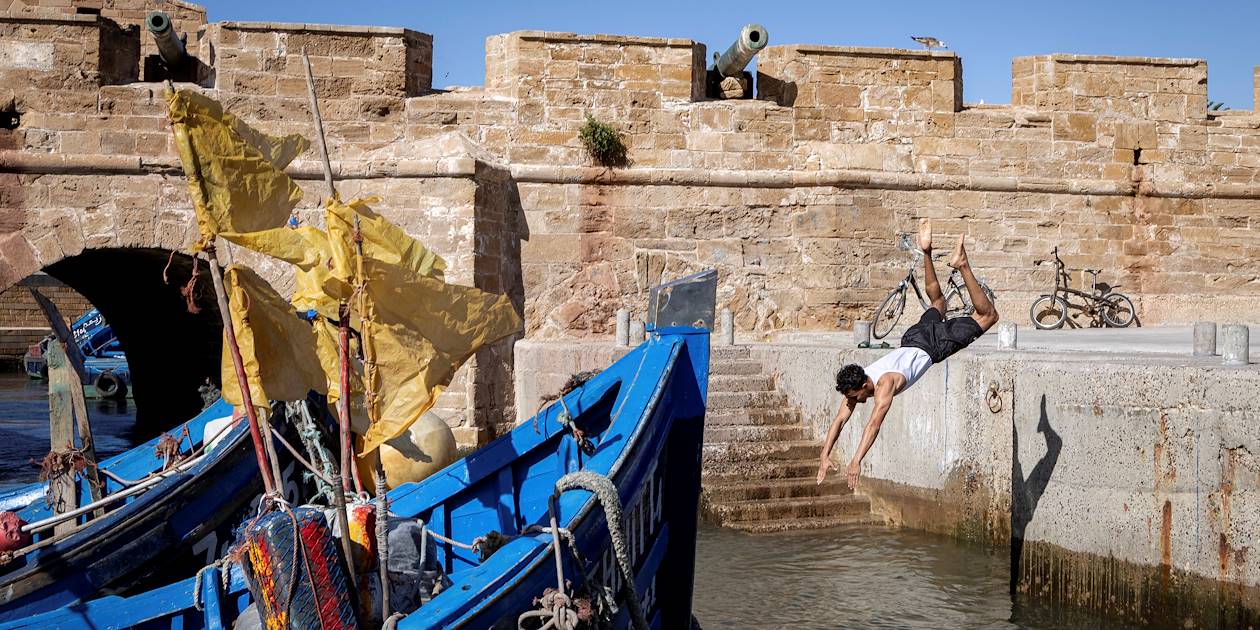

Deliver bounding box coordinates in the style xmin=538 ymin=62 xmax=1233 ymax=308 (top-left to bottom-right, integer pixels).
xmin=900 ymin=307 xmax=984 ymax=364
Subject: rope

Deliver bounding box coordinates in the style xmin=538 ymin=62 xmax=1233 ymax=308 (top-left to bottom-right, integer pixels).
xmin=554 ymin=471 xmax=648 ymax=630
xmin=374 ymin=459 xmax=391 ymax=619
xmin=282 ymin=401 xmax=339 ymax=502
xmin=533 ymin=370 xmax=601 ymax=455
xmin=192 ymin=558 xmax=233 ymax=612
xmin=517 ymin=471 xmax=647 ymax=630
xmin=267 ymin=425 xmax=337 ymax=490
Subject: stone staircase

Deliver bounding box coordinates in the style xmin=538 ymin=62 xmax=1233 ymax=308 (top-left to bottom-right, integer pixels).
xmin=701 ymin=345 xmax=882 ymax=533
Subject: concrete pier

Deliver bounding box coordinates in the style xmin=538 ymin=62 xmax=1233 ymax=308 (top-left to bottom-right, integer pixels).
xmin=514 ymin=325 xmax=1260 ymax=626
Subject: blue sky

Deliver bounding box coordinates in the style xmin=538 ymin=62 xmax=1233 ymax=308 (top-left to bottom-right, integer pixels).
xmin=201 ymin=1 xmax=1259 ymax=109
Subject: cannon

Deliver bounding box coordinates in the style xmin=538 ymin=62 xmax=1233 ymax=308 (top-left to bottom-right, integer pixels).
xmin=707 ymin=24 xmax=769 ymax=99
xmin=145 ymin=11 xmax=187 ymax=67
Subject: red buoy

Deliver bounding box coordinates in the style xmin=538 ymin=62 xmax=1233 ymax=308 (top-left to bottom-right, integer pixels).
xmin=0 ymin=512 xmax=31 ymax=552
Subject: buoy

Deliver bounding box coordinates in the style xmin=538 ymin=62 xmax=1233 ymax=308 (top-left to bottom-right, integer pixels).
xmin=93 ymin=371 xmax=127 ymax=400
xmin=357 ymin=411 xmax=457 ymax=491
xmin=0 ymin=512 xmax=31 ymax=552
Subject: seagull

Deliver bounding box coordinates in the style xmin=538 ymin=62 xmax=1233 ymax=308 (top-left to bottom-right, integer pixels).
xmin=911 ymin=36 xmax=947 ymax=50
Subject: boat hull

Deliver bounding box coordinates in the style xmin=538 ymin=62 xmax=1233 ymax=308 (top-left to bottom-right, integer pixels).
xmin=0 ymin=400 xmax=310 ymax=622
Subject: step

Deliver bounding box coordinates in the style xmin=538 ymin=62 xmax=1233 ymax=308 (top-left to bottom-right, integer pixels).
xmin=703 ymin=424 xmax=809 ymax=444
xmin=710 ymin=346 xmax=750 ymax=361
xmin=702 ymin=458 xmax=821 ymax=482
xmin=706 ymin=390 xmax=787 ymax=411
xmin=707 ymin=374 xmax=773 ymax=393
xmin=703 ymin=476 xmax=852 ymax=503
xmin=709 ymin=360 xmax=763 ymax=376
xmin=705 ymin=494 xmax=872 ymax=524
xmin=725 ymin=513 xmax=886 ymax=534
xmin=702 ymin=440 xmax=819 ymax=463
xmin=705 ymin=409 xmax=801 ymax=427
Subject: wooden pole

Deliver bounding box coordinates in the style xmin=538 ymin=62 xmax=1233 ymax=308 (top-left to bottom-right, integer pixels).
xmin=45 ymin=342 xmax=79 ymax=537
xmin=29 ymin=289 xmax=103 ymax=510
xmin=302 ymin=48 xmax=337 ymax=200
xmin=301 ymin=47 xmax=361 ymax=590
xmin=164 ymin=82 xmax=278 ymax=497
xmin=354 ymin=217 xmax=390 ymax=619
xmin=204 ymin=245 xmax=276 ymax=495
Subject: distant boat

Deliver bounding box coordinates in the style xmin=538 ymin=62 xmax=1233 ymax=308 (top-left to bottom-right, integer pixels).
xmin=5 ymin=306 xmax=713 ymax=629
xmin=22 ymin=308 xmax=132 ymax=399
xmin=0 ymin=397 xmax=316 ymax=622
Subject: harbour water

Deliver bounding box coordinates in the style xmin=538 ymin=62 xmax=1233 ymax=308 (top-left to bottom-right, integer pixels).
xmin=0 ymin=372 xmax=138 ymax=489
xmin=0 ymin=374 xmax=1139 ymax=627
xmin=693 ymin=525 xmax=1143 ymax=629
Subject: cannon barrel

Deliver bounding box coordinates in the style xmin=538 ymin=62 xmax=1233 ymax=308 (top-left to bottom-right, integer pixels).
xmin=145 ymin=11 xmax=186 ymax=66
xmin=715 ymin=23 xmax=768 ymax=78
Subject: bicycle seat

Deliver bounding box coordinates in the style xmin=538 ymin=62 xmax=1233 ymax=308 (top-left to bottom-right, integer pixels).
xmin=1083 ymin=269 xmax=1102 ymax=276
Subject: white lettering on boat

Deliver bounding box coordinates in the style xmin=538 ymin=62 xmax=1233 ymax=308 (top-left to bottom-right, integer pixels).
xmin=587 ymin=455 xmax=666 ymax=614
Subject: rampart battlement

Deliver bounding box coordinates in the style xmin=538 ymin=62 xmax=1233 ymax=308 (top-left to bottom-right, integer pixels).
xmin=5 ymin=0 xmax=1260 ymax=347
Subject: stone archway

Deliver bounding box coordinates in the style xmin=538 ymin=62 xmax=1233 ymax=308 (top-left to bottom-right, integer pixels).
xmin=34 ymin=247 xmax=222 ymax=433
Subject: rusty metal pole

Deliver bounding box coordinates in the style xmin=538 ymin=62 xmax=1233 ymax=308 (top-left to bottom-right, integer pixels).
xmin=205 ymin=246 xmax=276 ymax=495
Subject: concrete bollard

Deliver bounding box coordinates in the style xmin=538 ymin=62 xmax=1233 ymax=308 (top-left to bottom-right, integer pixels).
xmin=719 ymin=308 xmax=734 ymax=345
xmin=1221 ymin=324 xmax=1249 ymax=366
xmin=1192 ymin=321 xmax=1216 ymax=357
xmin=629 ymin=318 xmax=645 ymax=345
xmin=853 ymin=320 xmax=872 ymax=346
xmin=997 ymin=321 xmax=1018 ymax=349
xmin=615 ymin=308 xmax=629 ymax=347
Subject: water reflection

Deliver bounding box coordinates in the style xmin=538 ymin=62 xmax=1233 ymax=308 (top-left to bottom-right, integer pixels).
xmin=0 ymin=372 xmax=140 ymax=489
xmin=693 ymin=524 xmax=1143 ymax=629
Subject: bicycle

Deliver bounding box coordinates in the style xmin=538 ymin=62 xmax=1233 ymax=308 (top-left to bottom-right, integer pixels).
xmin=869 ymin=234 xmax=997 ymax=340
xmin=1029 ymin=246 xmax=1135 ymax=330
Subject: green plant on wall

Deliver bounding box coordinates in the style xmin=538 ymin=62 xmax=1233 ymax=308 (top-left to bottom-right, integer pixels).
xmin=578 ymin=115 xmax=628 ymax=167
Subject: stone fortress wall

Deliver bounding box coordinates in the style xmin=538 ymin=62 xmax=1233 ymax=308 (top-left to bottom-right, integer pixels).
xmin=3 ymin=0 xmax=1260 ymax=436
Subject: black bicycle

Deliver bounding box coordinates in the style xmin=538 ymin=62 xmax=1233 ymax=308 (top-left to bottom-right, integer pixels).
xmin=870 ymin=234 xmax=997 ymax=340
xmin=1029 ymin=247 xmax=1135 ymax=329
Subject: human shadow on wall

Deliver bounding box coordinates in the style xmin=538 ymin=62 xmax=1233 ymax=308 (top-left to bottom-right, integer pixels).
xmin=1010 ymin=394 xmax=1062 ymax=595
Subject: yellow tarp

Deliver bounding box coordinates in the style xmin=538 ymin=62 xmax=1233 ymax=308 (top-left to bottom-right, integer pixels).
xmin=318 ymin=198 xmax=518 ymax=455
xmin=221 ymin=265 xmax=327 ymax=412
xmin=215 ymin=193 xmax=520 ymax=453
xmin=355 ymin=254 xmax=521 ymax=455
xmin=325 ymin=197 xmax=447 ymax=282
xmin=166 ymin=89 xmax=309 ymax=248
xmin=221 ymin=226 xmax=352 ymax=321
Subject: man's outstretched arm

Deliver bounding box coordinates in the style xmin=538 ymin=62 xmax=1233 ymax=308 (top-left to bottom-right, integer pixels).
xmin=846 ymin=380 xmax=897 ymax=489
xmin=816 ymin=397 xmax=857 ymax=484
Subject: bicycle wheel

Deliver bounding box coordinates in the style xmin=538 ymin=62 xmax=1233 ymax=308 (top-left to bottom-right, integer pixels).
xmin=1029 ymin=295 xmax=1069 ymax=330
xmin=872 ymin=287 xmax=907 ymax=339
xmin=944 ymin=286 xmax=971 ymax=319
xmin=945 ymin=278 xmax=997 ymax=320
xmin=1101 ymin=293 xmax=1136 ymax=328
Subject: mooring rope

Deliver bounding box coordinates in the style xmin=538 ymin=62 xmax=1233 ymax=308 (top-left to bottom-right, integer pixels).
xmin=517 ymin=470 xmax=647 ymax=630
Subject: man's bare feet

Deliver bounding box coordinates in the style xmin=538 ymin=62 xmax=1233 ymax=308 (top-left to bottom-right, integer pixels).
xmin=948 ymin=234 xmax=969 ymax=269
xmin=918 ymin=218 xmax=932 ymax=253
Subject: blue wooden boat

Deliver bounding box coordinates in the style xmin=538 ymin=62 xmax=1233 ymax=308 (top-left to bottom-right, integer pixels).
xmin=6 ymin=311 xmax=713 ymax=629
xmin=0 ymin=398 xmax=312 ymax=622
xmin=23 ymin=308 xmax=133 ymax=399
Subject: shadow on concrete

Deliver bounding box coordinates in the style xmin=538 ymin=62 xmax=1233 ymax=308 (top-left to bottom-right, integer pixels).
xmin=1010 ymin=394 xmax=1062 ymax=595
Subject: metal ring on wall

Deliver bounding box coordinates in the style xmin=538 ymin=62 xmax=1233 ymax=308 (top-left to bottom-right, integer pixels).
xmin=987 ymin=381 xmax=1003 ymax=414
